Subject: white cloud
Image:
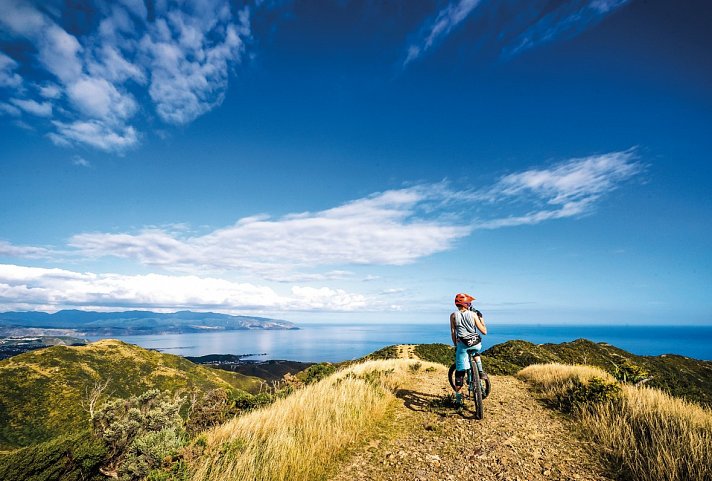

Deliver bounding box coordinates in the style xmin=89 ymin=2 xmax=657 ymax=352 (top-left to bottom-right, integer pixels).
xmin=0 ymin=52 xmax=23 ymax=88
xmin=57 ymin=150 xmax=640 ymax=277
xmin=0 ymin=240 xmax=51 ymax=258
xmin=504 ymin=0 xmax=631 ymax=57
xmin=141 ymin=5 xmax=247 ymax=124
xmin=72 ymin=155 xmax=91 ymax=167
xmin=69 ymin=186 xmax=472 ymax=277
xmin=10 ymin=98 xmax=53 ymax=117
xmin=0 ymin=0 xmax=250 ymax=152
xmin=51 ymin=120 xmax=138 ymax=151
xmin=475 ymin=150 xmax=641 ymax=228
xmin=38 ymin=83 xmax=62 ymax=99
xmin=66 ymin=76 xmax=137 ymax=120
xmin=0 ymin=103 xmax=22 ymax=117
xmin=0 ymin=150 xmax=641 ymax=291
xmin=0 ymin=264 xmax=371 ymax=312
xmin=404 ymin=0 xmax=631 ymax=65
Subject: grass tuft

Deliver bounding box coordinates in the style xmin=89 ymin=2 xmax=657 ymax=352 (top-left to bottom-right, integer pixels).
xmin=518 ymin=363 xmax=712 ymax=481
xmin=190 ymin=359 xmax=429 ymax=481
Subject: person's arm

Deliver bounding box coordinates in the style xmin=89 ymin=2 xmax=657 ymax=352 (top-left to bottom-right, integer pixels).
xmin=450 ymin=313 xmax=457 ymax=345
xmin=474 ymin=310 xmax=487 ymax=335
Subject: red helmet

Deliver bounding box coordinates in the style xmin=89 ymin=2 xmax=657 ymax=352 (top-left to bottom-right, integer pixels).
xmin=454 ymin=293 xmax=475 ymax=308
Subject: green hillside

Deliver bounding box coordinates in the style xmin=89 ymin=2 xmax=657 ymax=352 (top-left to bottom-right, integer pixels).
xmin=0 ymin=339 xmax=261 ymax=449
xmin=414 ymin=339 xmax=712 ymax=407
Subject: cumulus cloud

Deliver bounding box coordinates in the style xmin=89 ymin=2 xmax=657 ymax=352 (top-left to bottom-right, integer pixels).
xmin=403 ymin=0 xmax=630 ymax=65
xmin=0 ymin=0 xmax=250 ymax=152
xmin=0 ymin=264 xmax=372 ymax=312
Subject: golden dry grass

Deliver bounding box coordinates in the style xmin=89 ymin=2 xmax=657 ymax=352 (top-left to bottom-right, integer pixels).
xmin=190 ymin=359 xmax=432 ymax=481
xmin=519 ymin=363 xmax=712 ymax=481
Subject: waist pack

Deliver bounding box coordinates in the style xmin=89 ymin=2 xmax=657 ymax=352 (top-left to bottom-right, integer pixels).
xmin=460 ymin=333 xmax=481 ymax=347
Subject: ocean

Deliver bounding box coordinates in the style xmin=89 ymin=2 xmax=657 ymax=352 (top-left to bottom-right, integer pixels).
xmin=91 ymin=323 xmax=712 ymax=362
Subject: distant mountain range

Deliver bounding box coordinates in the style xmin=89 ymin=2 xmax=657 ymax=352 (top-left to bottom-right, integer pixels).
xmin=0 ymin=309 xmax=298 ymax=336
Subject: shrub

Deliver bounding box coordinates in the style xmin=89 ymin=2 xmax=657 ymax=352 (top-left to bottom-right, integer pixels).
xmin=611 ymin=360 xmax=649 ymax=384
xmin=186 ymin=389 xmax=231 ymax=435
xmin=0 ymin=430 xmax=107 ymax=481
xmin=92 ymin=389 xmax=187 ymax=480
xmin=413 ymin=344 xmax=454 ymax=366
xmin=297 ymin=362 xmax=337 ymax=384
xmin=556 ymin=376 xmax=621 ymax=413
xmin=121 ymin=427 xmax=188 ymax=481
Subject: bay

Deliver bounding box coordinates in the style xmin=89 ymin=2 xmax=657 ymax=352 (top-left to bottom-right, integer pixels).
xmin=91 ymin=323 xmax=712 ymax=362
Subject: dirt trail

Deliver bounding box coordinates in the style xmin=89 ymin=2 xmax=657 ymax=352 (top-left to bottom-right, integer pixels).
xmin=330 ymin=347 xmax=614 ymax=481
xmin=395 ymin=344 xmax=419 ymax=360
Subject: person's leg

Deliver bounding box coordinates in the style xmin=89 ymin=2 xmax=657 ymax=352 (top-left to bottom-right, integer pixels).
xmin=454 ymin=342 xmax=471 ymax=404
xmin=468 ymin=344 xmax=486 ymax=377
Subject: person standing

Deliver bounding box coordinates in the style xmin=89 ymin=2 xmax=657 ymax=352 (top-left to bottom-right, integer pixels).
xmin=450 ymin=293 xmax=488 ymax=405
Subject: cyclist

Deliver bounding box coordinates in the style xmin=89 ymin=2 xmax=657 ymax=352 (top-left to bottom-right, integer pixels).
xmin=450 ymin=293 xmax=488 ymax=406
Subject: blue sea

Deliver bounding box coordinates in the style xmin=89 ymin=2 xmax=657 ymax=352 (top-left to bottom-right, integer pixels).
xmin=92 ymin=323 xmax=712 ymax=362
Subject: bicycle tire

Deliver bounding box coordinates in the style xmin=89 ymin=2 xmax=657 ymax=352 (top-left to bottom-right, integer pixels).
xmin=471 ymin=365 xmax=484 ymax=419
xmin=448 ymin=363 xmax=457 ymax=391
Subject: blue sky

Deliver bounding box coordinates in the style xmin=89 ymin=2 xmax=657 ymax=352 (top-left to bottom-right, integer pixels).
xmin=0 ymin=0 xmax=710 ymax=324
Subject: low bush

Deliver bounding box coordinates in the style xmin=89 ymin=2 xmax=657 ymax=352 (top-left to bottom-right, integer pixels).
xmin=92 ymin=389 xmax=188 ymax=481
xmin=556 ymin=376 xmax=621 ymax=413
xmin=413 ymin=343 xmax=453 ymax=366
xmin=0 ymin=430 xmax=107 ymax=481
xmin=296 ymin=362 xmax=336 ymax=384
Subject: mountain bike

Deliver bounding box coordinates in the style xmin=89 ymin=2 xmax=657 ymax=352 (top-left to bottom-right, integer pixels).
xmin=448 ymin=350 xmax=491 ymax=420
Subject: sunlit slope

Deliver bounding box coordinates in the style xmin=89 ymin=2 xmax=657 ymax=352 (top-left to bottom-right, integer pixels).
xmin=0 ymin=339 xmax=261 ymax=449
xmin=413 ymin=338 xmax=712 ymax=406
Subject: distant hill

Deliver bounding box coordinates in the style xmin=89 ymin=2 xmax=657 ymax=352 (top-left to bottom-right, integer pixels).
xmin=0 ymin=309 xmax=298 ymax=335
xmin=0 ymin=339 xmax=262 ymax=450
xmin=187 ymin=354 xmax=315 ymax=382
xmin=412 ymin=339 xmax=712 ymax=407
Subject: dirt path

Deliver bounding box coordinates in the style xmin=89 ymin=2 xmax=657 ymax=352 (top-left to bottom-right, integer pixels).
xmin=330 ymin=349 xmax=614 ymax=481
xmin=395 ymin=344 xmax=419 ymax=360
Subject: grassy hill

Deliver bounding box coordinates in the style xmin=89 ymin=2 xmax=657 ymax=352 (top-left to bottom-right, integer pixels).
xmin=0 ymin=339 xmax=261 ymax=450
xmin=413 ymin=339 xmax=712 ymax=407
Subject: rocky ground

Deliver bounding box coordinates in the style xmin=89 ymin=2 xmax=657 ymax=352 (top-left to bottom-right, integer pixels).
xmin=330 ymin=346 xmax=616 ymax=481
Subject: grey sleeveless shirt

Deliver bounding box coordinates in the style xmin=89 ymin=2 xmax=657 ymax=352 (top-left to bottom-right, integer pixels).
xmin=453 ymin=309 xmax=479 ymax=340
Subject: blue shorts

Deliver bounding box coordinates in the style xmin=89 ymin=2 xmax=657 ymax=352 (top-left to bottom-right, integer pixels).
xmin=455 ymin=341 xmax=482 ymax=371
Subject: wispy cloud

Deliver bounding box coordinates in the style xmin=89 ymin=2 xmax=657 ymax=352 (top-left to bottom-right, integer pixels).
xmin=71 ymin=155 xmax=90 ymax=167
xmin=503 ymin=0 xmax=631 ymax=58
xmin=403 ymin=0 xmax=631 ymax=66
xmin=475 ymin=149 xmax=641 ymax=228
xmin=403 ymin=0 xmax=482 ymax=66
xmin=0 ymin=264 xmax=372 ymax=313
xmin=68 ymin=185 xmax=473 ymax=280
xmin=0 ymin=240 xmax=52 ymax=258
xmin=0 ymin=0 xmax=250 ymax=152
xmin=0 ymin=150 xmax=641 ymax=281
